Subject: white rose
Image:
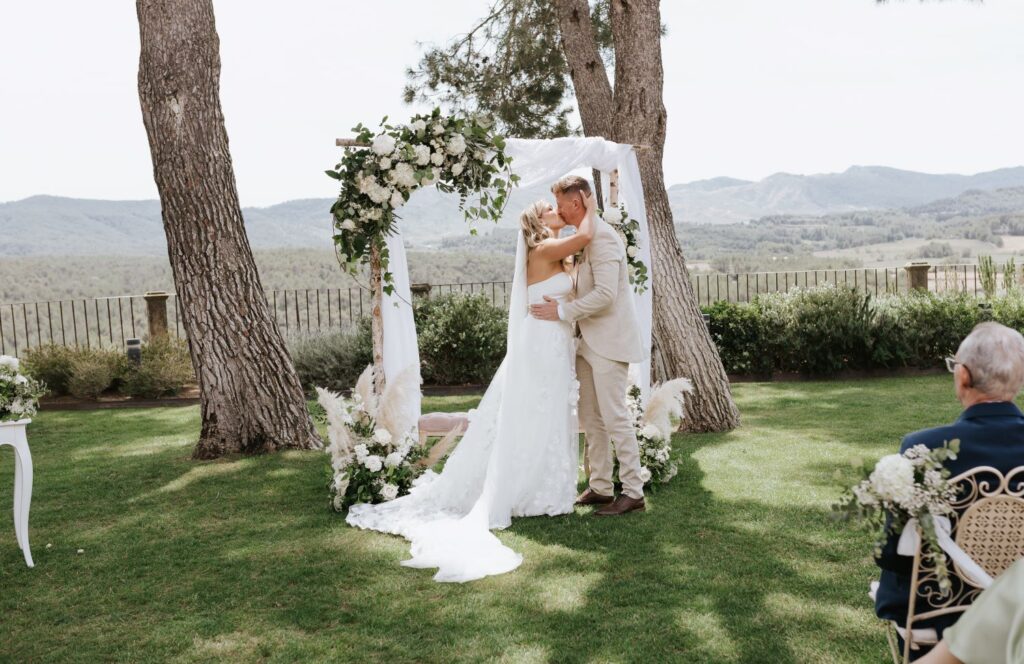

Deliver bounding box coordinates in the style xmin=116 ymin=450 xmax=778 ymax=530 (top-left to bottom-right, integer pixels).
xmin=869 ymin=454 xmax=916 ymax=505
xmin=389 ymin=162 xmax=418 ymax=189
xmin=372 ymin=134 xmax=397 ymax=155
xmin=603 ymin=208 xmax=623 ymax=224
xmin=446 ymin=134 xmax=467 ymax=156
xmin=390 ymin=191 xmax=405 ymax=209
xmin=413 ymin=144 xmax=431 ymax=166
xmin=640 ymin=424 xmax=661 ymax=440
xmin=432 ymin=123 xmax=445 ymax=135
xmin=430 ymin=150 xmax=445 ymax=166
xmin=353 ymin=444 xmax=369 ymax=460
xmin=363 ymin=455 xmax=383 ymax=472
xmin=339 ymin=219 xmax=356 ymax=231
xmin=0 ymin=356 xmax=19 ymax=372
xmin=410 ymin=119 xmax=427 ymax=134
xmin=627 ymin=246 xmax=639 ymax=258
xmin=384 ymin=452 xmax=404 ymax=469
xmin=638 ymin=466 xmax=653 ymax=484
xmin=451 ymin=162 xmax=464 ymax=176
xmin=379 ymin=157 xmax=392 ymax=170
xmin=380 ymin=483 xmax=399 ymax=501
xmin=14 ymin=374 xmax=29 ymax=385
xmin=373 ymin=428 xmax=392 ymax=446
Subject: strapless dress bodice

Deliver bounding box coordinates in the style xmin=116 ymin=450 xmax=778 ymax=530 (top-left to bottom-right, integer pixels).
xmin=527 ymin=272 xmax=573 ymax=305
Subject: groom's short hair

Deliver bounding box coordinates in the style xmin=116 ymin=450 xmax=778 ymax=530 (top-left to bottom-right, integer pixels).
xmin=551 ymin=175 xmax=592 ymax=198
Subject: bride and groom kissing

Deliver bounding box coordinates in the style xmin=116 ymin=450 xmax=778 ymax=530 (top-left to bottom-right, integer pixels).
xmin=347 ymin=174 xmax=649 ymax=582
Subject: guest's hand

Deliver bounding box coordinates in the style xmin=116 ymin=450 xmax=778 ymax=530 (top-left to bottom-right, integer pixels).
xmin=530 ymin=296 xmax=560 ymax=321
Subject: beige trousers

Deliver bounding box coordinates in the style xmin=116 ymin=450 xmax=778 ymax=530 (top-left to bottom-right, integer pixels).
xmin=577 ymin=339 xmax=645 ymax=499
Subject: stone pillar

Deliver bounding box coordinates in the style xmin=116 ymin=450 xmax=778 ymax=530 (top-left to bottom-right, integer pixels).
xmin=410 ymin=283 xmax=432 ymax=299
xmin=144 ymin=291 xmax=170 ymax=338
xmin=904 ymin=262 xmax=931 ymax=292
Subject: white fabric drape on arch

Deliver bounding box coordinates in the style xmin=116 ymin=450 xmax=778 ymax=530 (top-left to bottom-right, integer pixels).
xmin=504 ymin=136 xmax=654 ymax=397
xmin=378 ymin=135 xmax=655 ymax=425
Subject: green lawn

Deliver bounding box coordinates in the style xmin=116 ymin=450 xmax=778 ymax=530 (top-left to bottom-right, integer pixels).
xmin=0 ymin=376 xmax=969 ymax=663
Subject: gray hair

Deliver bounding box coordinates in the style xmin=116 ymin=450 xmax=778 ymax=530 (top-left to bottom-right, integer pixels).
xmin=957 ymin=322 xmax=1024 ymax=399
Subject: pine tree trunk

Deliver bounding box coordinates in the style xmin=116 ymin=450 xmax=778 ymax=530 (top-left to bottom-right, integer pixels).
xmin=556 ymin=0 xmax=739 ymax=431
xmin=136 ymin=0 xmax=321 ymax=457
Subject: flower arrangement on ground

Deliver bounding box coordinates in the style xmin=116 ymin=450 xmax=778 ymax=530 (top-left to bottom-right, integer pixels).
xmin=327 ymin=109 xmax=518 ymax=292
xmin=601 ymin=204 xmax=649 ymax=294
xmin=834 ymin=439 xmax=961 ymax=592
xmin=316 ymin=365 xmax=426 ymax=510
xmin=618 ymin=378 xmax=694 ymax=486
xmin=0 ymin=355 xmax=46 ymax=422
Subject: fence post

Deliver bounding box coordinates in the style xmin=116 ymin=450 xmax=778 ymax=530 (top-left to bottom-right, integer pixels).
xmin=904 ymin=262 xmax=931 ymax=292
xmin=144 ymin=291 xmax=170 ymax=338
xmin=410 ymin=283 xmax=432 ymax=299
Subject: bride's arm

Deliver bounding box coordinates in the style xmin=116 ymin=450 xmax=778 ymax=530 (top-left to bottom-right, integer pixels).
xmin=531 ymin=193 xmax=596 ymax=262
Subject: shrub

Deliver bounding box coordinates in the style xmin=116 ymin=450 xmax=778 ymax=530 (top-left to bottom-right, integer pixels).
xmin=891 ymin=292 xmax=980 ymax=368
xmin=415 ymin=294 xmax=506 ymax=385
xmin=289 ymin=320 xmax=373 ymax=394
xmin=67 ymin=348 xmax=129 ymax=399
xmin=21 ymin=344 xmax=75 ymax=396
xmin=121 ymin=336 xmax=194 ymax=399
xmin=703 ymin=300 xmax=774 ymax=376
xmin=775 ymin=287 xmax=875 ymax=375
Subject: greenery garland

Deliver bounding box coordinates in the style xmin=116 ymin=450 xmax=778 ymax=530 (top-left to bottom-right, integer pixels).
xmin=327 ymin=109 xmax=518 ymax=293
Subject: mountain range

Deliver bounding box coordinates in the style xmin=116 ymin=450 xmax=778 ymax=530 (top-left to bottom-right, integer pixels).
xmin=3 ymin=165 xmax=1024 ymax=257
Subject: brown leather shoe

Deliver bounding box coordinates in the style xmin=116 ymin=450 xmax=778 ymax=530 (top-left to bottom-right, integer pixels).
xmin=575 ymin=488 xmax=614 ymax=506
xmin=594 ymin=495 xmax=645 ymax=516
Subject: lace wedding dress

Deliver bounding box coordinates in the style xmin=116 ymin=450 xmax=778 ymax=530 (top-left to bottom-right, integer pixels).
xmin=346 ymin=232 xmax=579 ymax=582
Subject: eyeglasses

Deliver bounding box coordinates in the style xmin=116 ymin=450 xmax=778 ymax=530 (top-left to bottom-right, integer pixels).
xmin=945 ymin=356 xmax=963 ymax=373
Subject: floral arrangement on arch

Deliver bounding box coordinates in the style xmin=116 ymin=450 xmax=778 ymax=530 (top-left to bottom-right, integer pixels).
xmin=833 ymin=439 xmax=961 ymax=592
xmin=601 ymin=205 xmax=649 ymax=294
xmin=0 ymin=356 xmax=45 ymax=422
xmin=326 ymin=109 xmax=519 ymax=292
xmin=616 ymin=379 xmax=693 ymax=487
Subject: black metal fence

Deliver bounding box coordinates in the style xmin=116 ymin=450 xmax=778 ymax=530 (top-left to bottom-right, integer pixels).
xmin=0 ymin=264 xmax=1003 ymax=357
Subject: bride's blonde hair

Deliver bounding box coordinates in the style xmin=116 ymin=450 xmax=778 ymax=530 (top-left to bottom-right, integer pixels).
xmin=520 ymin=200 xmax=553 ymax=249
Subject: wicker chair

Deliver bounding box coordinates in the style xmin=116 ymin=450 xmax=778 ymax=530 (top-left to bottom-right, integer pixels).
xmin=885 ymin=465 xmax=1024 ymax=663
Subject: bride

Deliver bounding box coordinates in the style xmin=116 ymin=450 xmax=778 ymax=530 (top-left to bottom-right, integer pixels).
xmin=346 ymin=192 xmax=598 ymax=582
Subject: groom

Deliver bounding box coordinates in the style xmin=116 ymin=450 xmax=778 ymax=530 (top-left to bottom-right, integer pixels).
xmin=530 ymin=175 xmax=648 ymax=516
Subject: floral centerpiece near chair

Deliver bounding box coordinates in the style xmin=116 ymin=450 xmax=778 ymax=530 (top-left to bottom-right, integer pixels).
xmin=0 ymin=355 xmax=46 ymax=568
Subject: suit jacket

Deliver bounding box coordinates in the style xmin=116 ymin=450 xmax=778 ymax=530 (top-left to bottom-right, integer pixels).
xmin=874 ymin=401 xmax=1024 ymax=637
xmin=561 ymin=217 xmax=645 ymax=364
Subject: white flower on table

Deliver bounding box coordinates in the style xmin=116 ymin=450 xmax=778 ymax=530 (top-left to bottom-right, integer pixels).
xmin=372 ymin=134 xmax=397 ymax=156
xmin=380 ymin=483 xmax=399 ymax=501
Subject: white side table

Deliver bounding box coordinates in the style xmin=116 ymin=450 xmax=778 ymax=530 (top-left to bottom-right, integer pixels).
xmin=0 ymin=419 xmax=33 ymax=567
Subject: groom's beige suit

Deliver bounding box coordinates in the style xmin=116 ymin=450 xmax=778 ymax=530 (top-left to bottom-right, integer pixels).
xmin=560 ymin=217 xmax=647 ymax=499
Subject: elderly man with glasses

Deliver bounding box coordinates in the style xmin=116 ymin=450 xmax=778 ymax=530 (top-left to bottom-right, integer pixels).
xmin=874 ymin=321 xmax=1024 ymax=660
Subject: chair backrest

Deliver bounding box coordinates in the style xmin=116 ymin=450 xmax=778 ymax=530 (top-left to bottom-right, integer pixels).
xmin=906 ymin=466 xmax=1024 ymax=633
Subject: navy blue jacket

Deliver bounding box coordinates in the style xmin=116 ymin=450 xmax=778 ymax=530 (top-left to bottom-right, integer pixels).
xmin=874 ymin=401 xmax=1024 ymax=636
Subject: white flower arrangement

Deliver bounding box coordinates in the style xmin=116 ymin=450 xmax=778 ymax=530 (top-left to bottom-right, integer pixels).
xmin=616 ymin=379 xmax=694 ymax=487
xmin=0 ymin=356 xmax=45 ymax=422
xmin=600 ymin=204 xmax=649 ymax=294
xmin=834 ymin=439 xmax=961 ymax=592
xmin=328 ymin=110 xmax=518 ymax=293
xmin=316 ymin=364 xmax=425 ymax=510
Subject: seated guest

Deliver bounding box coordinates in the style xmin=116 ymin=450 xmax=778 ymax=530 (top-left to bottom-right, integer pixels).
xmin=874 ymin=322 xmax=1024 ymax=658
xmin=917 ymin=557 xmax=1024 ymax=664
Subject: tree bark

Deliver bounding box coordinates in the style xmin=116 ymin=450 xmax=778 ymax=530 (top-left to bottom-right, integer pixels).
xmin=369 ymin=242 xmax=386 ymax=395
xmin=557 ymin=0 xmax=740 ymax=431
xmin=136 ymin=0 xmax=321 ymax=457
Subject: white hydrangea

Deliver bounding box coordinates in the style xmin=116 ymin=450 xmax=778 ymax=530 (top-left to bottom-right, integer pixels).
xmin=378 ymin=157 xmax=392 ymax=170
xmin=357 ymin=174 xmax=391 ymax=205
xmin=446 ymin=134 xmax=467 ymax=156
xmin=372 ymin=134 xmax=397 ymax=155
xmin=384 ymin=452 xmax=404 ymax=469
xmin=410 ymin=119 xmax=427 ymax=134
xmin=339 ymin=219 xmax=356 ymax=231
xmin=363 ymin=455 xmax=383 ymax=472
xmin=430 ymin=150 xmax=445 ymax=166
xmin=412 ymin=144 xmax=431 ymax=166
xmin=869 ymin=454 xmax=916 ymax=505
xmin=451 ymin=162 xmax=464 ymax=176
xmin=373 ymin=428 xmax=392 ymax=445
xmin=627 ymin=245 xmax=639 ymax=258
xmin=603 ymin=208 xmax=623 ymax=224
xmin=638 ymin=466 xmax=652 ymax=484
xmin=389 ymin=162 xmax=418 ymax=190
xmin=0 ymin=356 xmax=19 ymax=372
xmin=380 ymin=483 xmax=399 ymax=501
xmin=432 ymin=123 xmax=445 ymax=135
xmin=640 ymin=423 xmax=662 ymax=441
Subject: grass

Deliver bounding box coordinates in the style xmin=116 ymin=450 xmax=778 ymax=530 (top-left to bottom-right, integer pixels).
xmin=0 ymin=376 xmax=971 ymax=663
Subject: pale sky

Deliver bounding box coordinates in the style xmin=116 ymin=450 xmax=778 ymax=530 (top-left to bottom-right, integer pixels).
xmin=2 ymin=0 xmax=1022 ymax=206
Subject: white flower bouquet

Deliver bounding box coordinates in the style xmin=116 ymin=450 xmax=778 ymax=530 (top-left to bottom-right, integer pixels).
xmin=834 ymin=439 xmax=961 ymax=592
xmin=316 ymin=365 xmax=426 ymax=511
xmin=616 ymin=379 xmax=693 ymax=487
xmin=0 ymin=355 xmax=46 ymax=422
xmin=601 ymin=204 xmax=649 ymax=294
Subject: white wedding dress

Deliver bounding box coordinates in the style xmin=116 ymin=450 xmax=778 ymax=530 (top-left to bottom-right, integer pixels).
xmin=346 ymin=231 xmax=580 ymax=582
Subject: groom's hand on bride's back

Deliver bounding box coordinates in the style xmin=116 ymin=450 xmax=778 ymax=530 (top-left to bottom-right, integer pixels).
xmin=530 ymin=296 xmax=561 ymax=321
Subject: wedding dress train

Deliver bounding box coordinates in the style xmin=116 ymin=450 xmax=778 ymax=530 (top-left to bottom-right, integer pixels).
xmin=346 ymin=234 xmax=579 ymax=582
